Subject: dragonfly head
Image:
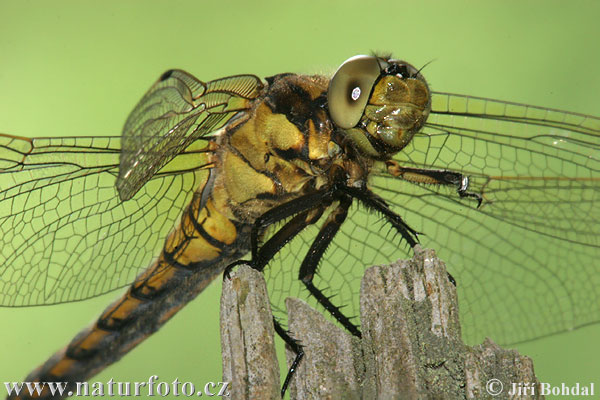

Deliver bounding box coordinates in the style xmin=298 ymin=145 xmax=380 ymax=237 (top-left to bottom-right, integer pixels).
xmin=327 ymin=55 xmax=431 ymax=159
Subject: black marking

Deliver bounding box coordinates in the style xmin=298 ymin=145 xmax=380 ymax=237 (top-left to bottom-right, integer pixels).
xmin=129 ymin=261 xmax=194 ymax=301
xmin=188 ymin=206 xmax=228 ymax=249
xmin=96 ymin=313 xmax=131 ymax=332
xmin=66 ymin=343 xmax=100 ymax=360
xmin=223 ymin=259 xmax=250 ymax=280
xmin=340 ymin=185 xmax=419 ymax=247
xmin=130 ymin=284 xmax=162 ymax=302
xmin=159 ymin=69 xmax=174 ymax=81
xmin=265 ymin=73 xmax=293 ymax=86
xmin=249 ymin=190 xmax=333 ymax=261
xmin=363 ymin=129 xmax=399 ymax=157
xmin=274 ymin=147 xmax=302 ymax=161
xmin=253 ymin=191 xmax=284 ymax=201
xmin=253 ymin=210 xmax=323 ymax=271
xmin=226 ymin=144 xmax=284 ymax=194
xmin=161 ymin=247 xmax=200 ymax=271
xmin=447 ymin=271 xmax=457 ymax=287
xmin=264 ymin=74 xmax=329 ymax=143
xmin=385 ymin=63 xmax=412 ymax=78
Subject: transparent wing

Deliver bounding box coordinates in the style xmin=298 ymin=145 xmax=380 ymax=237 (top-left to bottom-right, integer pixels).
xmin=0 ymin=134 xmax=209 ymax=306
xmin=117 ymin=71 xmax=263 ymax=200
xmin=377 ymin=93 xmax=600 ymax=344
xmin=399 ymin=92 xmax=599 ymax=245
xmin=266 ymin=94 xmax=600 ymax=346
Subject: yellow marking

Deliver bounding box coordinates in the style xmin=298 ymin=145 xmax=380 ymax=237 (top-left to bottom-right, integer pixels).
xmin=202 ymin=199 xmax=237 ymax=245
xmin=135 ymin=259 xmax=162 ymax=281
xmin=307 ymin=119 xmax=330 ymax=160
xmin=271 ymin=157 xmax=310 ymax=193
xmin=371 ymin=75 xmax=411 ymax=104
xmin=209 ymin=182 xmax=237 ymax=221
xmin=230 ymin=115 xmax=270 ymax=169
xmin=223 ymin=152 xmax=275 ymax=203
xmin=345 ymin=127 xmax=379 ymax=157
xmin=164 ymin=226 xmax=187 ymax=256
xmin=144 ymin=261 xmax=179 ymax=287
xmin=103 ymin=294 xmax=143 ymax=324
xmin=370 ymin=76 xmax=429 ymax=107
xmin=132 ymin=258 xmax=178 ymax=295
xmin=71 ymin=327 xmax=111 ymax=351
xmin=407 ymin=79 xmax=430 ymax=106
xmin=386 ymin=161 xmax=440 ymax=184
xmin=164 ymin=226 xmax=221 ymax=266
xmin=403 ymin=172 xmax=437 ymax=184
xmin=263 ymin=112 xmax=304 ymax=152
xmin=179 ymin=236 xmax=221 ymax=263
xmin=300 ymin=75 xmax=328 ymax=99
xmin=48 ymin=358 xmax=76 ymax=377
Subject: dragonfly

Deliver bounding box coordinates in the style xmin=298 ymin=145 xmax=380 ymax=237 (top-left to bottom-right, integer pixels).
xmin=1 ymin=54 xmax=599 ymax=399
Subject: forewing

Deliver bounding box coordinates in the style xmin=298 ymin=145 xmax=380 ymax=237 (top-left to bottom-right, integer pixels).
xmin=117 ymin=70 xmax=263 ymax=200
xmin=372 ymin=93 xmax=600 ymax=344
xmin=265 ymin=94 xmax=599 ymax=346
xmin=0 ymin=134 xmax=208 ymax=306
xmin=401 ymin=93 xmax=600 ymax=244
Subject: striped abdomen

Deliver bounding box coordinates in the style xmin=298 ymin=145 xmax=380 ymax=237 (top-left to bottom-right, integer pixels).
xmin=11 ymin=193 xmax=250 ymax=400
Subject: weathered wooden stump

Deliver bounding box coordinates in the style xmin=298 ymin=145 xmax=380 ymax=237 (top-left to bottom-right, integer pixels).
xmin=220 ymin=247 xmax=542 ymax=399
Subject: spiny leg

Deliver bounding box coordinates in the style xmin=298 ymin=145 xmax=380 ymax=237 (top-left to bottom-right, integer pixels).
xmin=257 ymin=211 xmax=330 ymax=398
xmin=238 ymin=183 xmax=423 ymax=394
xmin=226 ymin=209 xmax=324 ymax=398
xmin=273 ymin=317 xmax=304 ymax=398
xmin=252 ymin=209 xmax=325 ymax=271
xmin=340 ymin=185 xmax=420 ymax=248
xmin=369 ymin=165 xmax=461 ymax=285
xmin=250 ymin=191 xmax=334 ymax=261
xmin=386 ymin=160 xmax=483 ymax=207
xmin=335 ymin=187 xmax=463 ymax=286
xmin=297 ymin=195 xmax=362 ymax=337
xmin=223 ymin=191 xmax=335 ymax=397
xmin=223 ymin=190 xmax=332 ymax=278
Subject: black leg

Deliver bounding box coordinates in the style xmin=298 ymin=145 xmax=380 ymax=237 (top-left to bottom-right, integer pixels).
xmin=250 ymin=190 xmax=334 ymax=260
xmin=297 ymin=195 xmax=362 ymax=337
xmin=273 ymin=318 xmax=304 ymax=398
xmin=222 ymin=211 xmax=323 ymax=278
xmin=223 ymin=180 xmax=422 ymax=396
xmin=447 ymin=271 xmax=457 ymax=287
xmin=340 ymin=185 xmax=420 ymax=248
xmin=224 ymin=201 xmax=328 ymax=397
xmin=223 ymin=190 xmax=332 ymax=279
xmin=386 ymin=161 xmax=483 ymax=207
xmin=253 ymin=209 xmax=324 ymax=271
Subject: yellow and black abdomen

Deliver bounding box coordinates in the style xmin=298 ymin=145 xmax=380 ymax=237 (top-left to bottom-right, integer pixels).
xmin=10 ymin=72 xmax=344 ymax=399
xmin=11 ymin=184 xmax=252 ymax=399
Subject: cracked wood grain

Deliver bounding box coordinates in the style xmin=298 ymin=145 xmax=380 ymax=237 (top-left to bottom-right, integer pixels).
xmin=220 ymin=249 xmax=543 ymax=399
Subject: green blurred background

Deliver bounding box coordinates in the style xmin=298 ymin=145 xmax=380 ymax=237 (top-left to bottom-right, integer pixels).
xmin=1 ymin=1 xmax=599 ymax=399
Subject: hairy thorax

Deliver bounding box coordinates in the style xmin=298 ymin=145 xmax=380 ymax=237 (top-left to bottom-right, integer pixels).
xmin=207 ymin=73 xmax=372 ymax=224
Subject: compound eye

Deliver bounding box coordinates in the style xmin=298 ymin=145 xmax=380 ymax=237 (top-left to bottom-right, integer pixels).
xmin=327 ymin=55 xmax=382 ymax=129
